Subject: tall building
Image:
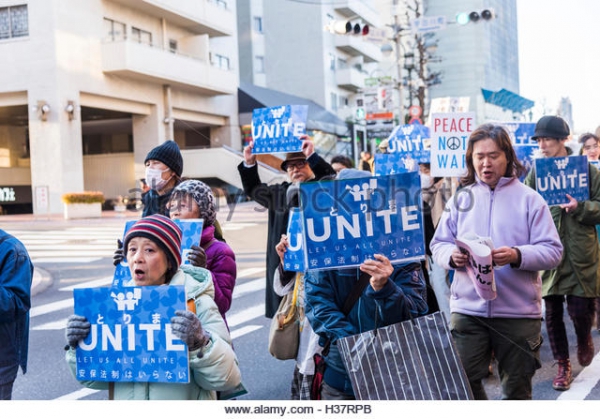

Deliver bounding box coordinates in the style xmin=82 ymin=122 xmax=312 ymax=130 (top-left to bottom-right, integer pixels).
xmin=558 ymin=97 xmax=574 ymax=132
xmin=0 ymin=0 xmax=242 ymax=215
xmin=424 ymin=0 xmax=533 ymax=123
xmin=237 ymin=0 xmax=383 ymax=159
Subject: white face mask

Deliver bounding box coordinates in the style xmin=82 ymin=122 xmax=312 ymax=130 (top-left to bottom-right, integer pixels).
xmin=145 ymin=167 xmax=172 ymax=191
xmin=420 ymin=173 xmax=434 ymax=189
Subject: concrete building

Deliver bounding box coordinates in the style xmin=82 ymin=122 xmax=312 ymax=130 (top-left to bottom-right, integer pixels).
xmin=0 ymin=0 xmax=258 ymax=215
xmin=424 ymin=0 xmax=532 ymax=123
xmin=236 ymin=0 xmax=383 ymax=161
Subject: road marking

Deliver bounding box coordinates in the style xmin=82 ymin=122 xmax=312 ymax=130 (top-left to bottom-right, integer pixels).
xmin=30 ymin=299 xmax=73 ymax=317
xmin=225 ymin=305 xmax=264 ymax=328
xmin=557 ymin=351 xmax=600 ymax=400
xmin=33 ymin=318 xmax=67 ymax=330
xmin=232 ymin=278 xmax=264 ymax=298
xmin=231 ymin=325 xmax=263 ymax=340
xmin=237 ymin=267 xmax=265 ymax=278
xmin=59 ymin=276 xmax=114 ymax=291
xmin=54 ymin=388 xmax=101 ymax=400
xmin=33 ymin=257 xmax=103 ymax=263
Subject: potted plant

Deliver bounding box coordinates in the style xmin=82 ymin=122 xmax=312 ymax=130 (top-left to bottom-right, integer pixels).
xmin=61 ymin=191 xmax=105 ymax=219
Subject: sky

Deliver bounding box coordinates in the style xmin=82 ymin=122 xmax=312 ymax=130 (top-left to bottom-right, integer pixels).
xmin=517 ymin=0 xmax=600 ymax=133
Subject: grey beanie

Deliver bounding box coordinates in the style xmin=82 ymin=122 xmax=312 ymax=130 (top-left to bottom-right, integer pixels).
xmin=336 ymin=168 xmax=373 ymax=180
xmin=172 ymin=180 xmax=216 ymax=226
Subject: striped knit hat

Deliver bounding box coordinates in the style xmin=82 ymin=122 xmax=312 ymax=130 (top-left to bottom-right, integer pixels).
xmin=123 ymin=214 xmax=182 ymax=269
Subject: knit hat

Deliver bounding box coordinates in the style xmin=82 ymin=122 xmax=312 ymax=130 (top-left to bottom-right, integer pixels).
xmin=123 ymin=214 xmax=182 ymax=268
xmin=531 ymin=116 xmax=570 ymax=140
xmin=281 ymin=152 xmax=307 ymax=171
xmin=336 ymin=168 xmax=372 ymax=180
xmin=145 ymin=141 xmax=183 ymax=177
xmin=172 ymin=180 xmax=217 ymax=226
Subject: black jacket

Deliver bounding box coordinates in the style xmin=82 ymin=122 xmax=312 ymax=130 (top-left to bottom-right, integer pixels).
xmin=237 ymin=154 xmax=335 ymax=317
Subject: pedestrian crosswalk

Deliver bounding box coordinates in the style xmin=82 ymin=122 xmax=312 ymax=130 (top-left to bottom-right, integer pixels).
xmin=6 ymin=220 xmax=259 ymax=263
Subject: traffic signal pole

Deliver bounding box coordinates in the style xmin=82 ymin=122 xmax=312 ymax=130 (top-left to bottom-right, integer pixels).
xmin=393 ymin=0 xmax=405 ymax=125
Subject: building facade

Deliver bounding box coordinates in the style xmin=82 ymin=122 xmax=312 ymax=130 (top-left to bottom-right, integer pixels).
xmin=0 ymin=0 xmax=240 ymax=215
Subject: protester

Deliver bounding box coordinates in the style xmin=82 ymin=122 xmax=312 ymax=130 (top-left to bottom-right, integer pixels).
xmin=304 ymin=167 xmax=428 ymax=400
xmin=329 ymin=155 xmax=353 ymax=173
xmin=431 ymin=123 xmax=563 ymax=400
xmin=273 ymin=235 xmax=322 ymax=400
xmin=65 ymin=215 xmax=241 ymax=400
xmin=419 ymin=162 xmax=452 ymax=322
xmin=359 ymin=150 xmax=373 ymax=173
xmin=0 ymin=230 xmax=33 ymax=400
xmin=167 ymin=179 xmax=236 ymax=322
xmin=141 ymin=140 xmax=183 ymax=217
xmin=578 ymin=132 xmax=600 ymax=332
xmin=524 ymin=116 xmax=600 ymax=391
xmin=237 ymin=138 xmax=335 ymax=318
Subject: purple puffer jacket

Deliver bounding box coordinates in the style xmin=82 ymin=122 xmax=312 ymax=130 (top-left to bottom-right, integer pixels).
xmin=200 ymin=225 xmax=237 ymax=323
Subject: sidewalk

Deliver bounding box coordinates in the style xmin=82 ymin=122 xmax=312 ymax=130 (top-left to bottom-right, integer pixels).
xmin=2 ymin=201 xmax=267 ymax=296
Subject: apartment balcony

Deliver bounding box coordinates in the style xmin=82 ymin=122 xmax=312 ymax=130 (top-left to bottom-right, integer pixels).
xmin=333 ymin=0 xmax=382 ymax=27
xmin=102 ymin=40 xmax=236 ymax=95
xmin=336 ymin=67 xmax=365 ymax=92
xmin=335 ymin=35 xmax=382 ymax=63
xmin=108 ymin=0 xmax=234 ymax=37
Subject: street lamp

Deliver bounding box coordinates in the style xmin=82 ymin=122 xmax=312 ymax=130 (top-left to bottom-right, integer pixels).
xmin=403 ymin=52 xmax=415 ymax=107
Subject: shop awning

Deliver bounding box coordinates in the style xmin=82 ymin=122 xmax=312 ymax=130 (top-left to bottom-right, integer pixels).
xmin=481 ymin=88 xmax=535 ymax=113
xmin=239 ymin=82 xmax=349 ymax=136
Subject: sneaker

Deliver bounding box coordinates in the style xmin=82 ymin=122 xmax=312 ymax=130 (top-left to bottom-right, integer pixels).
xmin=577 ymin=334 xmax=594 ymax=367
xmin=552 ymin=359 xmax=573 ymax=391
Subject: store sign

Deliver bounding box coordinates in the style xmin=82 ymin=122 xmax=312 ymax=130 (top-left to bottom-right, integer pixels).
xmin=0 ymin=185 xmax=32 ymax=204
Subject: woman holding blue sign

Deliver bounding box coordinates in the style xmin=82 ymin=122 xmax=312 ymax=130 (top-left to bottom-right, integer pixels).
xmin=578 ymin=132 xmax=600 ymax=333
xmin=432 ymin=123 xmax=563 ymax=400
xmin=168 ymin=180 xmax=237 ymax=325
xmin=65 ymin=215 xmax=241 ymax=400
xmin=525 ymin=117 xmax=600 ymax=392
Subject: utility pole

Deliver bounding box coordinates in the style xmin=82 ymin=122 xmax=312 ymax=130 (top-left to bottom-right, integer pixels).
xmin=393 ymin=0 xmax=405 ymax=125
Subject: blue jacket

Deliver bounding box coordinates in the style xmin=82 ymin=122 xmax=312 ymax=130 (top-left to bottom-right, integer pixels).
xmin=0 ymin=230 xmax=33 ymax=384
xmin=430 ymin=176 xmax=563 ymax=318
xmin=305 ymin=262 xmax=428 ymax=395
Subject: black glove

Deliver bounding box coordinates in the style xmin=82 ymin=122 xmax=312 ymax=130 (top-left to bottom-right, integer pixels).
xmin=171 ymin=310 xmax=210 ymax=352
xmin=113 ymin=239 xmax=124 ymax=266
xmin=187 ymin=244 xmax=207 ymax=268
xmin=65 ymin=314 xmax=91 ymax=348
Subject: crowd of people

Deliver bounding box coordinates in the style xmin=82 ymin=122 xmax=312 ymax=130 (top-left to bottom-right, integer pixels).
xmin=3 ymin=115 xmax=600 ymax=401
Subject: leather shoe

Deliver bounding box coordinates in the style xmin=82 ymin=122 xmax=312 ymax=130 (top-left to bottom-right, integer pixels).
xmin=552 ymin=359 xmax=572 ymax=391
xmin=577 ymin=334 xmax=594 ymax=367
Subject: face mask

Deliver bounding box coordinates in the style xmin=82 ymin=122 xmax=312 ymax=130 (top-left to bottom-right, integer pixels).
xmin=420 ymin=173 xmax=434 ymax=189
xmin=145 ymin=167 xmax=172 ymax=191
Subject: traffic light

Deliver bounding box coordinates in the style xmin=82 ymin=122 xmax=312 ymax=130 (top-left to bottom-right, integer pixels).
xmin=456 ymin=9 xmax=495 ymax=25
xmin=325 ymin=20 xmax=369 ymax=35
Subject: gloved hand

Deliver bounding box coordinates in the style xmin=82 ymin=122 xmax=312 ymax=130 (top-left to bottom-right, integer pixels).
xmin=65 ymin=315 xmax=91 ymax=348
xmin=171 ymin=310 xmax=210 ymax=352
xmin=187 ymin=244 xmax=207 ymax=268
xmin=113 ymin=239 xmax=124 ymax=266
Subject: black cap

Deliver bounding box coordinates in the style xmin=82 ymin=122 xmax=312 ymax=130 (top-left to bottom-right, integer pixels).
xmin=531 ymin=116 xmax=570 ymax=140
xmin=144 ymin=141 xmax=183 ymax=177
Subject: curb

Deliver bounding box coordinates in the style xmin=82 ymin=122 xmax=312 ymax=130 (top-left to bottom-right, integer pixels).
xmin=32 ymin=267 xmax=52 ymax=297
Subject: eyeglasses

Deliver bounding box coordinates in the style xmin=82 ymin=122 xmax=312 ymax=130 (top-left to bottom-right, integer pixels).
xmin=284 ymin=160 xmax=307 ymax=171
xmin=583 ymin=144 xmax=599 ymax=151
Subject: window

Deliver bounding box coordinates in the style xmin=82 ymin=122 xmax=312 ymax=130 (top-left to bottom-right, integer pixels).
xmin=340 ymin=96 xmax=348 ymax=108
xmin=337 ymin=57 xmax=348 ymax=70
xmin=0 ymin=5 xmax=28 ymax=39
xmin=253 ymin=16 xmax=263 ymax=33
xmin=169 ymin=39 xmax=178 ymax=53
xmin=211 ymin=0 xmax=227 ymax=9
xmin=329 ymin=53 xmax=336 ymax=71
xmin=103 ymin=17 xmax=125 ymax=42
xmin=330 ymin=92 xmax=338 ymax=111
xmin=255 ymin=56 xmax=265 ymax=73
xmin=211 ymin=53 xmax=230 ymax=70
xmin=131 ymin=27 xmax=152 ymax=46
